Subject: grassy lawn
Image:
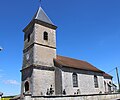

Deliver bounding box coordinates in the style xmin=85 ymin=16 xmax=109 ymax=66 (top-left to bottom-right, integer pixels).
xmin=1 ymin=98 xmax=11 ymax=100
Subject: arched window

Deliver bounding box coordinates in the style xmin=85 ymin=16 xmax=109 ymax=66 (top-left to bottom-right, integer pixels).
xmin=72 ymin=73 xmax=78 ymax=87
xmin=94 ymin=75 xmax=98 ymax=88
xmin=25 ymin=81 xmax=29 ymax=92
xmin=43 ymin=31 xmax=48 ymax=40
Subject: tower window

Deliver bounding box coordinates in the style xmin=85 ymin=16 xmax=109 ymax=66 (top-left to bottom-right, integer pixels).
xmin=24 ymin=34 xmax=27 ymax=41
xmin=72 ymin=73 xmax=78 ymax=87
xmin=28 ymin=34 xmax=30 ymax=42
xmin=25 ymin=81 xmax=29 ymax=92
xmin=43 ymin=31 xmax=48 ymax=40
xmin=94 ymin=75 xmax=98 ymax=88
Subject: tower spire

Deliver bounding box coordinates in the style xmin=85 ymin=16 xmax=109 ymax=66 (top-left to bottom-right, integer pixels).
xmin=32 ymin=7 xmax=54 ymax=25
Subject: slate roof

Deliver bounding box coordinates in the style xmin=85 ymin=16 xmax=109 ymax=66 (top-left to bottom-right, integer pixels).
xmin=23 ymin=7 xmax=57 ymax=32
xmin=33 ymin=7 xmax=54 ymax=25
xmin=54 ymin=55 xmax=104 ymax=73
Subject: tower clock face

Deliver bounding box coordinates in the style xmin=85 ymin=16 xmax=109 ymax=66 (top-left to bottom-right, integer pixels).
xmin=26 ymin=53 xmax=30 ymax=61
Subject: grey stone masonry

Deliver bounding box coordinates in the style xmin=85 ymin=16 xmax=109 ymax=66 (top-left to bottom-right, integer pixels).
xmin=21 ymin=7 xmax=57 ymax=100
xmin=24 ymin=93 xmax=120 ymax=100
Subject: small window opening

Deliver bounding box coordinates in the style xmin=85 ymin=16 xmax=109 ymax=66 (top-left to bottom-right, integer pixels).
xmin=24 ymin=34 xmax=27 ymax=41
xmin=72 ymin=73 xmax=78 ymax=87
xmin=25 ymin=81 xmax=29 ymax=92
xmin=28 ymin=34 xmax=30 ymax=42
xmin=43 ymin=31 xmax=48 ymax=40
xmin=94 ymin=75 xmax=98 ymax=88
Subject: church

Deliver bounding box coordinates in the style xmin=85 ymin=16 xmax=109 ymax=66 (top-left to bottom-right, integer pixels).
xmin=20 ymin=7 xmax=116 ymax=99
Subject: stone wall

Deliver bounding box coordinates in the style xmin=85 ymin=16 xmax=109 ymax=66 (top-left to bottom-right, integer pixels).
xmin=23 ymin=47 xmax=34 ymax=68
xmin=21 ymin=67 xmax=33 ymax=99
xmin=34 ymin=23 xmax=56 ymax=49
xmin=33 ymin=23 xmax=57 ymax=67
xmin=32 ymin=68 xmax=55 ymax=96
xmin=55 ymin=67 xmax=62 ymax=95
xmin=61 ymin=67 xmax=105 ymax=95
xmin=24 ymin=93 xmax=120 ymax=100
xmin=34 ymin=44 xmax=56 ymax=67
xmin=23 ymin=22 xmax=57 ymax=68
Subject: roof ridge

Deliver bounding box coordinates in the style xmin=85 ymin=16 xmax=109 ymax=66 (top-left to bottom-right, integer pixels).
xmin=57 ymin=55 xmax=85 ymax=61
xmin=57 ymin=55 xmax=95 ymax=65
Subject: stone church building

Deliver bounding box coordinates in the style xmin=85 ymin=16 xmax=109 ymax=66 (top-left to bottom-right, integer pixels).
xmin=20 ymin=7 xmax=115 ymax=99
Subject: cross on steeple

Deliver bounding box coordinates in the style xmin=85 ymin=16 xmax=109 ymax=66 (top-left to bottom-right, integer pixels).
xmin=39 ymin=0 xmax=42 ymax=7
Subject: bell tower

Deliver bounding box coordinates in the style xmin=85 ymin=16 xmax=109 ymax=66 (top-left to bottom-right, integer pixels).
xmin=23 ymin=7 xmax=57 ymax=68
xmin=21 ymin=7 xmax=57 ymax=98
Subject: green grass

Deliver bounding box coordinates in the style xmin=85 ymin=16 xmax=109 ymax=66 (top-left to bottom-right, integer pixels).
xmin=1 ymin=98 xmax=10 ymax=100
xmin=1 ymin=96 xmax=15 ymax=100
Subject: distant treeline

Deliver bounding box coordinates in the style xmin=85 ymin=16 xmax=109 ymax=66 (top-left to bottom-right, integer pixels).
xmin=1 ymin=96 xmax=15 ymax=100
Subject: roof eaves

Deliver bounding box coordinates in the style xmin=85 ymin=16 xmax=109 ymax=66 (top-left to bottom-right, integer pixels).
xmin=54 ymin=59 xmax=104 ymax=73
xmin=63 ymin=65 xmax=104 ymax=73
xmin=23 ymin=19 xmax=57 ymax=32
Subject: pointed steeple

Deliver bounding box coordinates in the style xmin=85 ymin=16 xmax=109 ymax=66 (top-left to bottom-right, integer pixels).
xmin=33 ymin=7 xmax=54 ymax=25
xmin=23 ymin=7 xmax=57 ymax=32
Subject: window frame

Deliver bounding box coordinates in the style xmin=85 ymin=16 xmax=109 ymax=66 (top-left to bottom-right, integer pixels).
xmin=25 ymin=81 xmax=29 ymax=92
xmin=43 ymin=31 xmax=48 ymax=40
xmin=72 ymin=73 xmax=78 ymax=87
xmin=94 ymin=75 xmax=99 ymax=88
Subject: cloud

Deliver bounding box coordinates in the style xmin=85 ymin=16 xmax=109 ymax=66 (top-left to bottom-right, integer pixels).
xmin=4 ymin=80 xmax=20 ymax=85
